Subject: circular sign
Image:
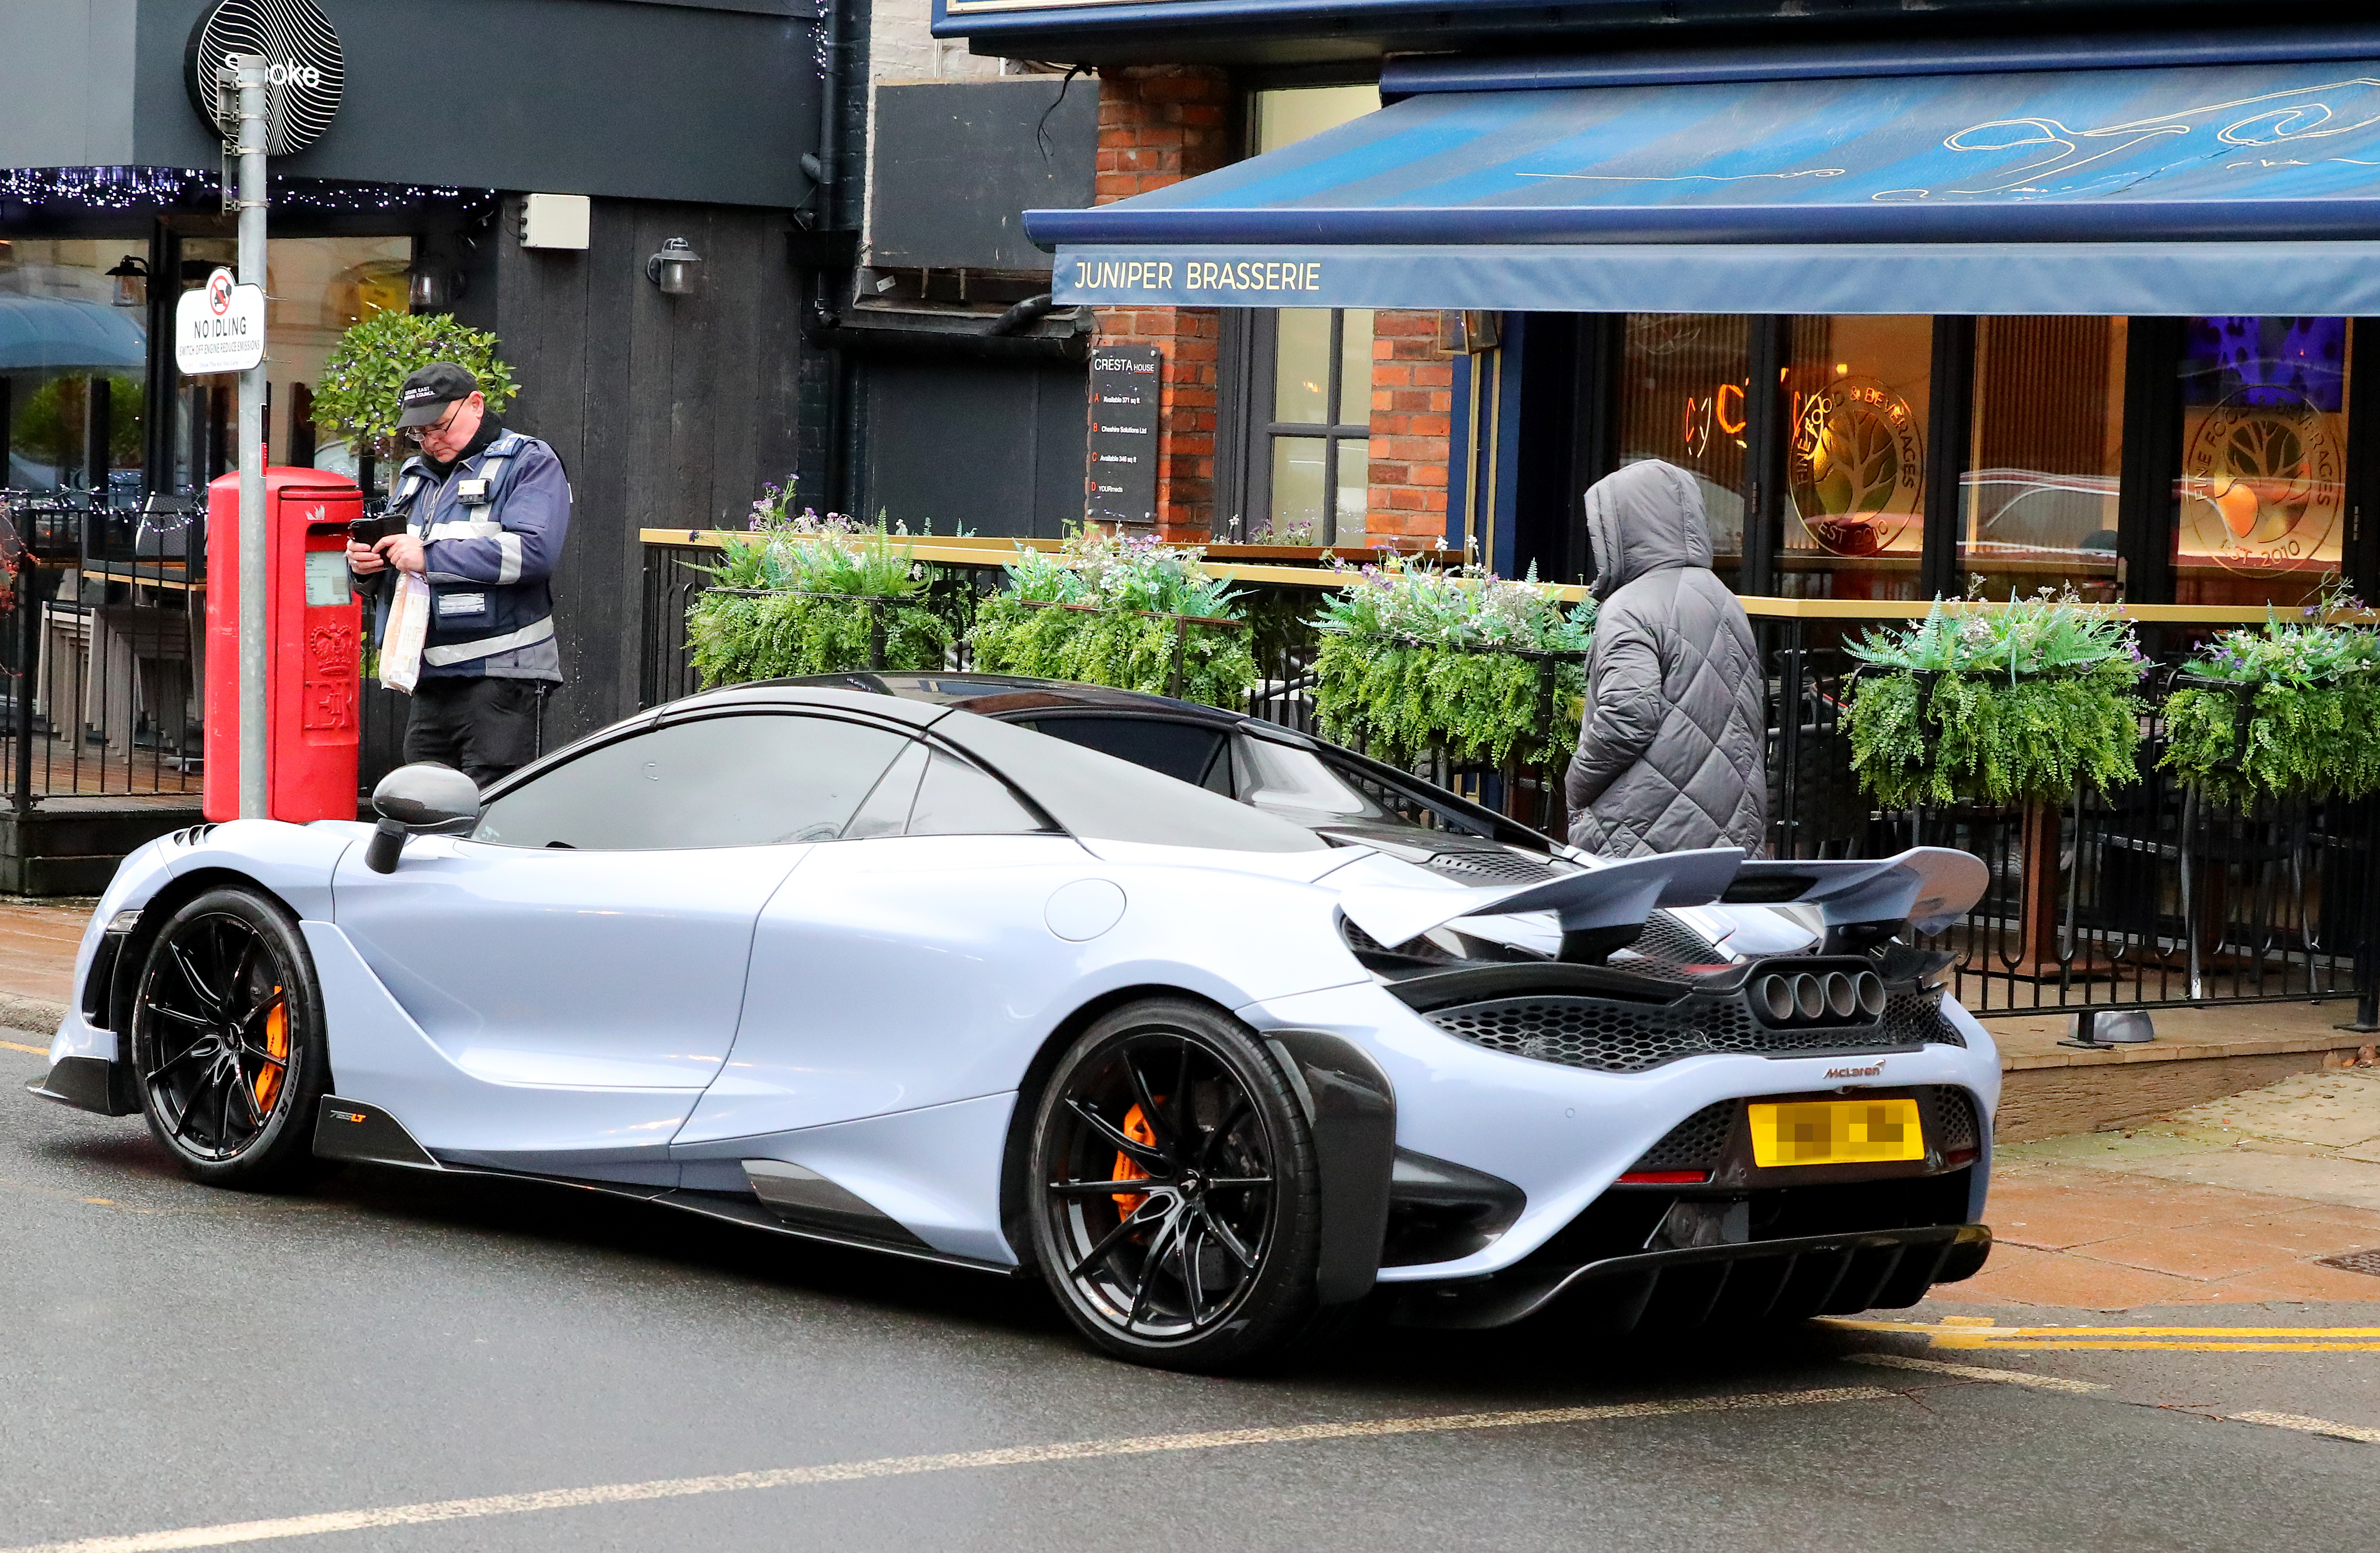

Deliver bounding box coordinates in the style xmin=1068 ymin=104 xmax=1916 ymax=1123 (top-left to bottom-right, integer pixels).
xmin=184 ymin=0 xmax=344 ymax=156
xmin=2181 ymin=389 xmax=2346 ymax=573
xmin=1788 ymin=377 xmax=1926 ymax=557
xmin=206 ymin=269 xmax=234 ymax=314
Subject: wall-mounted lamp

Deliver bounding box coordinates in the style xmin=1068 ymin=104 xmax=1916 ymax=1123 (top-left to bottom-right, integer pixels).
xmin=106 ymin=255 xmax=148 ymax=308
xmin=408 ymin=260 xmax=464 ymax=312
xmin=645 ymin=237 xmax=703 ymax=297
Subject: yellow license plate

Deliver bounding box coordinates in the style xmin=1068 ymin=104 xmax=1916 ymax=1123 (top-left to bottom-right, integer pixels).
xmin=1748 ymin=1098 xmax=1924 ymax=1167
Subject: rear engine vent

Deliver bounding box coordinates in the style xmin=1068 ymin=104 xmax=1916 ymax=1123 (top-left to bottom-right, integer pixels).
xmin=1622 ymin=909 xmax=1727 ymax=968
xmin=1626 ymin=1101 xmax=1736 ymax=1175
xmin=1882 ymin=988 xmax=1963 ymax=1048
xmin=1420 ymin=846 xmax=1558 ymax=884
xmin=169 ymin=824 xmax=219 ymax=847
xmin=1425 ymin=986 xmax=1961 ymax=1074
xmin=1930 ymin=1086 xmax=1982 ymax=1155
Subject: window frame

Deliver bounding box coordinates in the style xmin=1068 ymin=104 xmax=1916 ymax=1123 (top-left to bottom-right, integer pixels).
xmin=1218 ymin=307 xmax=1372 ymax=546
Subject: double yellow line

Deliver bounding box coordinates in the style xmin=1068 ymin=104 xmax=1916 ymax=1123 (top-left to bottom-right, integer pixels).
xmin=1832 ymin=1317 xmax=2380 ymax=1352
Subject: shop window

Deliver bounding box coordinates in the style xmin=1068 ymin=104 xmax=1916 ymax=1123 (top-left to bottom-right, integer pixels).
xmin=1780 ymin=315 xmax=1932 ymax=602
xmin=1221 ymin=84 xmax=1380 ymax=546
xmin=1255 ymin=306 xmax=1373 ymax=545
xmin=1612 ymin=313 xmax=1752 ymax=588
xmin=164 ymin=236 xmax=410 ymax=496
xmin=0 ymin=240 xmax=147 ymax=496
xmin=2171 ymin=316 xmax=2349 ymax=609
xmin=1964 ymin=317 xmax=2127 ymax=601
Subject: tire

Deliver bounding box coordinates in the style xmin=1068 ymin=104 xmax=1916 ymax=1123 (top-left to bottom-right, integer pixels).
xmin=129 ymin=887 xmax=332 ymax=1190
xmin=1027 ymin=998 xmax=1331 ymax=1373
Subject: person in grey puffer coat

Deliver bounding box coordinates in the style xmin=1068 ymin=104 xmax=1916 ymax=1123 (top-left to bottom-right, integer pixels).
xmin=1564 ymin=460 xmax=1768 ymax=858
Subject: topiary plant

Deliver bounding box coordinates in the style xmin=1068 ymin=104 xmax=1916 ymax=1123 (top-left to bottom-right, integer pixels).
xmin=1310 ymin=553 xmax=1595 ymax=769
xmin=310 ymin=309 xmax=519 ymax=462
xmin=686 ymin=512 xmax=950 ymax=685
xmin=2162 ymin=582 xmax=2380 ymax=807
xmin=1841 ymin=586 xmax=2147 ymax=809
xmin=969 ymin=526 xmax=1259 ymax=707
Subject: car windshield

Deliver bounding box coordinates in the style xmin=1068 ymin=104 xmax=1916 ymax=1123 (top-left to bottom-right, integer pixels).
xmin=1233 ymin=737 xmax=1391 ymax=822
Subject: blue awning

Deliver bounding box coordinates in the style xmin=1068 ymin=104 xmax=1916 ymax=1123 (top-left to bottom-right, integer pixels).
xmin=1035 ymin=57 xmax=2380 ymax=313
xmin=0 ymin=295 xmax=147 ymax=373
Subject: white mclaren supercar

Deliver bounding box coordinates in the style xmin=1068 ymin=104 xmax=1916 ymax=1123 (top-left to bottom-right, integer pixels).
xmin=32 ymin=675 xmax=1999 ymax=1371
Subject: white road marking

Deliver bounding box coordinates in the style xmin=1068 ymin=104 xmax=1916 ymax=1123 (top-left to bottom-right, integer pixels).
xmin=2230 ymin=1410 xmax=2380 ymax=1446
xmin=2 ymin=1386 xmax=1899 ymax=1553
xmin=1845 ymin=1353 xmax=2108 ymax=1394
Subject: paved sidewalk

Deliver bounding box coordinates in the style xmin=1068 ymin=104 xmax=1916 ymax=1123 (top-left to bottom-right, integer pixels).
xmin=0 ymin=897 xmax=86 ymax=1033
xmin=1957 ymin=1063 xmax=2380 ymax=1309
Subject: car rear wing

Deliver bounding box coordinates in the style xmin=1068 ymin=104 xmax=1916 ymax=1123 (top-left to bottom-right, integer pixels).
xmin=1337 ymin=847 xmax=1744 ymax=951
xmin=1335 ymin=845 xmax=1987 ymax=951
xmin=1722 ymin=848 xmax=1988 ymax=936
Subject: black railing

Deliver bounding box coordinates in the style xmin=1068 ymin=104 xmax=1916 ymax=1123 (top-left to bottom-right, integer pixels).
xmin=659 ymin=536 xmax=2380 ymax=1020
xmin=0 ymin=490 xmax=415 ymax=816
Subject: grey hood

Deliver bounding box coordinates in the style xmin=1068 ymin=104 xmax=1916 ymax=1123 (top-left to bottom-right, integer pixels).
xmin=1585 ymin=459 xmax=1713 ymax=600
xmin=1566 ymin=458 xmax=1766 ymax=860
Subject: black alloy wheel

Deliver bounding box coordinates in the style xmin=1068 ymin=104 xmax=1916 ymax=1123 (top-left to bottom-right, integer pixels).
xmin=1028 ymin=999 xmax=1330 ymax=1372
xmin=131 ymin=888 xmax=331 ymax=1189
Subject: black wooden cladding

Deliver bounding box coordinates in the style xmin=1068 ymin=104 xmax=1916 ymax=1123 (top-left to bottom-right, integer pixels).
xmin=479 ymin=194 xmax=806 ymax=744
xmin=857 ymin=355 xmax=1088 ymax=539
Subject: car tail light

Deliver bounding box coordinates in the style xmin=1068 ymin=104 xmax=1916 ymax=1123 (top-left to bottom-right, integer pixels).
xmin=1617 ymin=1169 xmax=1711 ymax=1185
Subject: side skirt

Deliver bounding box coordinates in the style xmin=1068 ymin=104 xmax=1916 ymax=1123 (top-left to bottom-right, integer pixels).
xmin=309 ymin=1096 xmax=1021 ymax=1278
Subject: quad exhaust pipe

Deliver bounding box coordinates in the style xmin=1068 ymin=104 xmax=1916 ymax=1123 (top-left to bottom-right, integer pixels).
xmin=1754 ymin=968 xmax=1886 ymax=1026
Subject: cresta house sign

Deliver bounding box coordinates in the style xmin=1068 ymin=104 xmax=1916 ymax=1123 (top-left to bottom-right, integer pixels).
xmin=183 ymin=0 xmax=345 ymax=155
xmin=1086 ymin=345 xmax=1162 ymax=527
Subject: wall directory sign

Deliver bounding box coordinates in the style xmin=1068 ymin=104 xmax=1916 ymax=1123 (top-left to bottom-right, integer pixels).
xmin=1086 ymin=344 xmax=1162 ymax=527
xmin=176 ymin=267 xmax=266 ymax=375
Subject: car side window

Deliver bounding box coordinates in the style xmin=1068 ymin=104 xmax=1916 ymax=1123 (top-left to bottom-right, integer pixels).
xmin=473 ymin=713 xmax=911 ymax=850
xmin=1017 ymin=716 xmax=1232 ymax=795
xmin=905 ymin=750 xmax=1051 ymax=837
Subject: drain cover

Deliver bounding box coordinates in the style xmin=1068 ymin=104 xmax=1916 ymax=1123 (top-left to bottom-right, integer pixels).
xmin=2317 ymin=1250 xmax=2380 ymax=1276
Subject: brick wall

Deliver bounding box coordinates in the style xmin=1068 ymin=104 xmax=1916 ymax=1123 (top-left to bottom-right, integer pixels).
xmin=1366 ymin=310 xmax=1454 ymax=546
xmin=1089 ymin=66 xmax=1231 ymax=542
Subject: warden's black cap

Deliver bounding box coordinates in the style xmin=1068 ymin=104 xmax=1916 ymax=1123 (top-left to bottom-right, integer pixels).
xmin=396 ymin=362 xmax=479 ymax=428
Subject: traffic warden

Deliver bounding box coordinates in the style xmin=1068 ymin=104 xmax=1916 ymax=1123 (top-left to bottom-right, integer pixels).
xmin=348 ymin=362 xmax=569 ymax=786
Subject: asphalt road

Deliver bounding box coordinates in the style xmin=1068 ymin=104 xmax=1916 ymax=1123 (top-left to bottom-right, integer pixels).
xmin=5 ymin=1040 xmax=2376 ymax=1553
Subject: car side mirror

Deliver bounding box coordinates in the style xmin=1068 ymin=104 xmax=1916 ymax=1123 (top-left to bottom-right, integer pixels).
xmin=364 ymin=763 xmax=482 ymax=874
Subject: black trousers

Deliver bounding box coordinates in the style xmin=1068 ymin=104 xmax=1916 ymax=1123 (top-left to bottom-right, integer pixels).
xmin=403 ymin=676 xmax=546 ymax=787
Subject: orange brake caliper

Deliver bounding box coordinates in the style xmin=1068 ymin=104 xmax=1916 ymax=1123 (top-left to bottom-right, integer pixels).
xmin=1109 ymin=1101 xmax=1162 ymax=1217
xmin=252 ymin=989 xmax=289 ymax=1112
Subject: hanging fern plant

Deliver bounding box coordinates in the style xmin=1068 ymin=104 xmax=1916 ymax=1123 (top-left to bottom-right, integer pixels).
xmin=1311 ymin=554 xmax=1596 ymax=768
xmin=2162 ymin=582 xmax=2380 ymax=806
xmin=1840 ymin=587 xmax=2147 ymax=809
xmin=968 ymin=527 xmax=1259 ymax=707
xmin=686 ymin=507 xmax=950 ymax=686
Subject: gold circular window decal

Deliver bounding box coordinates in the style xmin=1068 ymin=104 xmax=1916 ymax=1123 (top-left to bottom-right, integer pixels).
xmin=1788 ymin=378 xmax=1926 ymax=557
xmin=2181 ymin=390 xmax=2345 ymax=574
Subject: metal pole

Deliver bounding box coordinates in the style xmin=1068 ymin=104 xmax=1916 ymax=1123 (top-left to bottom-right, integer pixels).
xmin=230 ymin=55 xmax=269 ymax=819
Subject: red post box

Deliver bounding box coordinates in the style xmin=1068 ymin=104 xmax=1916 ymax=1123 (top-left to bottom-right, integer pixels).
xmin=203 ymin=469 xmax=365 ymax=823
